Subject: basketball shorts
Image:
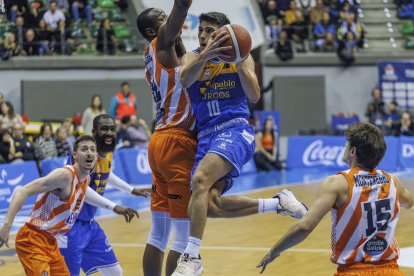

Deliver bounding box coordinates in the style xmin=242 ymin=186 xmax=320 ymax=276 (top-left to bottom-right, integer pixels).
xmin=148 ymin=128 xmax=197 ymax=218
xmin=193 ymin=124 xmax=255 ymax=194
xmin=15 ymin=223 xmax=70 ymax=276
xmin=335 ymin=260 xmax=403 ymax=276
xmin=59 ymin=220 xmax=118 ymax=276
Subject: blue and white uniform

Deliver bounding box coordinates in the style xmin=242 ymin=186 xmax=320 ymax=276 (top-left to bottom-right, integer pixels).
xmin=188 ymin=49 xmax=255 ymax=192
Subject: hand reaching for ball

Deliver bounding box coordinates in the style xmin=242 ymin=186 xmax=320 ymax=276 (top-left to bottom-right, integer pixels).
xmin=199 ymin=31 xmax=233 ymax=61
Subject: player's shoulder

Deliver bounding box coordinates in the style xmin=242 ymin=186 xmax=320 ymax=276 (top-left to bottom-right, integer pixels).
xmin=322 ymin=174 xmax=348 ymax=192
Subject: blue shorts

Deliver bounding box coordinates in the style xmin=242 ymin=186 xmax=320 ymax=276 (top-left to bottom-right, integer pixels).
xmin=193 ymin=124 xmax=255 ymax=193
xmin=59 ymin=220 xmax=118 ymax=275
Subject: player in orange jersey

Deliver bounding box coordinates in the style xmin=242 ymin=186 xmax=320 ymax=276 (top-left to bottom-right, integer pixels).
xmin=137 ymin=1 xmax=197 ymax=275
xmin=258 ymin=122 xmax=414 ymax=275
xmin=0 ymin=135 xmax=138 ymax=276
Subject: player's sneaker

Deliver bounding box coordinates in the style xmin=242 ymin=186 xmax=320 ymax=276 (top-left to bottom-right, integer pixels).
xmin=274 ymin=189 xmax=308 ymax=219
xmin=171 ymin=253 xmax=203 ymax=276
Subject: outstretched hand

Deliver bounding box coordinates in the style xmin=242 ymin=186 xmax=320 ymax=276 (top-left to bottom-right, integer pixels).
xmin=0 ymin=226 xmax=10 ymax=249
xmin=131 ymin=187 xmax=151 ymax=198
xmin=256 ymin=250 xmax=280 ymax=274
xmin=199 ymin=31 xmax=233 ymax=61
xmin=113 ymin=205 xmax=139 ymax=223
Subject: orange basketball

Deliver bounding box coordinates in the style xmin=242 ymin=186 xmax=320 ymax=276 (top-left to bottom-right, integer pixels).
xmin=217 ymin=24 xmax=252 ymax=63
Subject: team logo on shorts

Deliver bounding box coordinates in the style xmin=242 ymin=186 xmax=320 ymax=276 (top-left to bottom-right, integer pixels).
xmin=363 ymin=236 xmax=388 ymax=256
xmin=219 ymin=132 xmax=232 ymax=138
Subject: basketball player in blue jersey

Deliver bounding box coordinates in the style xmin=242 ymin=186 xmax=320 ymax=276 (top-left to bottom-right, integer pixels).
xmin=60 ymin=114 xmax=151 ymax=276
xmin=172 ymin=12 xmax=308 ymax=275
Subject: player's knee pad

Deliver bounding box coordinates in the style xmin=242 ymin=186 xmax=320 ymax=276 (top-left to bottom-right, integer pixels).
xmin=170 ymin=218 xmax=190 ymax=253
xmin=147 ymin=211 xmax=172 ymax=253
xmin=97 ymin=264 xmax=122 ymax=276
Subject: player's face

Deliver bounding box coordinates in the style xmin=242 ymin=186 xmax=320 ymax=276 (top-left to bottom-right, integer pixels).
xmin=149 ymin=8 xmax=167 ymax=34
xmin=198 ymin=21 xmax=220 ymax=51
xmin=93 ymin=117 xmax=117 ymax=153
xmin=74 ymin=141 xmax=97 ymax=171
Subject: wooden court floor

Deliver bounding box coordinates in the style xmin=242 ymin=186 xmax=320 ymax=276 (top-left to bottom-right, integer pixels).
xmin=1 ymin=181 xmax=414 ymax=276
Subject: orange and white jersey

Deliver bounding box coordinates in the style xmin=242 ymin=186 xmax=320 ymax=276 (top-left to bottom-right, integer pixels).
xmin=143 ymin=38 xmax=196 ymax=131
xmin=29 ymin=165 xmax=89 ymax=237
xmin=331 ymin=167 xmax=400 ymax=265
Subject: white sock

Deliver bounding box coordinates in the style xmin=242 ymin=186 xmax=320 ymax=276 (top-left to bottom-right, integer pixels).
xmin=184 ymin=236 xmax=202 ymax=258
xmin=258 ymin=198 xmax=280 ymax=214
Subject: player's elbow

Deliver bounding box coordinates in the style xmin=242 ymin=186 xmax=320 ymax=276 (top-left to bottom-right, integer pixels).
xmin=249 ymin=93 xmax=260 ymax=103
xmin=295 ymin=219 xmax=315 ymax=236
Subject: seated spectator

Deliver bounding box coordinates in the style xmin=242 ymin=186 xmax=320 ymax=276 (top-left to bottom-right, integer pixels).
xmin=96 ymin=18 xmax=116 ymax=55
xmin=0 ymin=129 xmax=21 ymax=163
xmin=337 ymin=31 xmax=357 ymax=66
xmin=310 ymin=0 xmax=329 ymax=24
xmin=277 ymin=0 xmax=292 ymax=12
xmin=265 ymin=16 xmax=282 ymax=48
xmin=46 ymin=0 xmax=69 ymax=14
xmin=391 ymin=111 xmax=414 ymax=136
xmin=253 ymin=116 xmax=282 ymax=171
xmin=43 ymin=0 xmax=66 ymax=33
xmin=313 ymin=11 xmax=337 ymax=51
xmin=12 ymin=122 xmax=35 ymax=161
xmin=34 ymin=122 xmax=58 ymax=160
xmin=120 ymin=115 xmax=151 ymax=148
xmin=71 ymin=0 xmax=93 ymax=26
xmin=0 ymin=101 xmax=23 ymax=130
xmin=365 ymin=87 xmax=386 ymax=128
xmin=288 ymin=9 xmax=309 ymax=52
xmin=9 ymin=16 xmax=26 ymax=49
xmin=24 ymin=2 xmax=43 ymax=29
xmin=339 ymin=0 xmax=357 ymax=22
xmin=284 ymin=0 xmax=301 ymax=25
xmin=383 ymin=101 xmax=401 ymax=135
xmin=275 ymin=29 xmax=294 ymax=61
xmin=23 ymin=29 xmax=46 ymax=56
xmin=1 ymin=33 xmax=22 ymax=60
xmin=263 ymin=0 xmax=283 ymax=20
xmin=55 ymin=127 xmax=71 ymax=157
xmin=50 ymin=20 xmax=73 ymax=55
xmin=337 ymin=13 xmax=364 ymax=48
xmin=62 ymin=117 xmax=76 ymax=148
xmin=37 ymin=19 xmax=53 ymax=45
xmin=7 ymin=0 xmax=28 ymax=23
xmin=82 ymin=95 xmax=106 ymax=135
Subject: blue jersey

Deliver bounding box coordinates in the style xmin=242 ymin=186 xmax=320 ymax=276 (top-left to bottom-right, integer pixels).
xmin=187 ymin=49 xmax=250 ymax=131
xmin=77 ymin=153 xmax=113 ymax=221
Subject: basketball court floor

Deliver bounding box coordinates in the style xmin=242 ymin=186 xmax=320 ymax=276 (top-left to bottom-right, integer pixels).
xmin=1 ymin=168 xmax=414 ymax=275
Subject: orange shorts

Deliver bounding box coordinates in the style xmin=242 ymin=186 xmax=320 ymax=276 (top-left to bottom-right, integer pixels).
xmin=335 ymin=260 xmax=403 ymax=276
xmin=15 ymin=223 xmax=70 ymax=276
xmin=148 ymin=128 xmax=197 ymax=218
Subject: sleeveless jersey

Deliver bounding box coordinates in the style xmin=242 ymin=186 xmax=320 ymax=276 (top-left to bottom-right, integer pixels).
xmin=331 ymin=168 xmax=400 ymax=264
xmin=29 ymin=165 xmax=89 ymax=237
xmin=187 ymin=49 xmax=250 ymax=131
xmin=77 ymin=152 xmax=112 ymax=221
xmin=144 ymin=38 xmax=195 ymax=131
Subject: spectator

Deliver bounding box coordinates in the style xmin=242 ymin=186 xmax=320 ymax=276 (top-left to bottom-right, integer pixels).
xmin=383 ymin=101 xmax=401 ymax=135
xmin=313 ymin=11 xmax=336 ymax=51
xmin=337 ymin=31 xmax=357 ymax=66
xmin=7 ymin=0 xmax=28 ymax=23
xmin=34 ymin=122 xmax=58 ymax=160
xmin=121 ymin=115 xmax=151 ymax=148
xmin=0 ymin=101 xmax=23 ymax=130
xmin=262 ymin=0 xmax=282 ymax=20
xmin=265 ymin=16 xmax=282 ymax=48
xmin=50 ymin=20 xmax=73 ymax=55
xmin=253 ymin=116 xmax=282 ymax=171
xmin=392 ymin=111 xmax=414 ymax=136
xmin=365 ymin=87 xmax=386 ymax=128
xmin=310 ymin=0 xmax=329 ymax=24
xmin=0 ymin=129 xmax=20 ymax=163
xmin=71 ymin=0 xmax=93 ymax=26
xmin=337 ymin=13 xmax=364 ymax=48
xmin=108 ymin=82 xmax=137 ymax=120
xmin=339 ymin=0 xmax=357 ymax=22
xmin=82 ymin=95 xmax=106 ymax=135
xmin=55 ymin=127 xmax=71 ymax=157
xmin=288 ymin=9 xmax=308 ymax=52
xmin=275 ymin=29 xmax=294 ymax=61
xmin=284 ymin=0 xmax=301 ymax=25
xmin=12 ymin=122 xmax=35 ymax=161
xmin=43 ymin=0 xmax=66 ymax=32
xmin=1 ymin=33 xmax=22 ymax=60
xmin=22 ymin=29 xmax=44 ymax=56
xmin=62 ymin=117 xmax=76 ymax=147
xmin=24 ymin=2 xmax=43 ymax=29
xmin=46 ymin=0 xmax=69 ymax=13
xmin=9 ymin=16 xmax=26 ymax=49
xmin=96 ymin=18 xmax=116 ymax=55
xmin=37 ymin=19 xmax=52 ymax=45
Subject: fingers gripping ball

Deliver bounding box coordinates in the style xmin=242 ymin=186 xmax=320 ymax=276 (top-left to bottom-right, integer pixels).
xmin=218 ymin=24 xmax=252 ymax=63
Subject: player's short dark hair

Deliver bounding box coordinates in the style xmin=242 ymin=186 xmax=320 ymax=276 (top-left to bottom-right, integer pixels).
xmin=121 ymin=81 xmax=130 ymax=87
xmin=136 ymin=8 xmax=157 ymax=39
xmin=344 ymin=122 xmax=386 ymax=170
xmin=199 ymin=12 xmax=230 ymax=27
xmin=93 ymin=114 xmax=115 ymax=131
xmin=73 ymin=135 xmax=96 ymax=152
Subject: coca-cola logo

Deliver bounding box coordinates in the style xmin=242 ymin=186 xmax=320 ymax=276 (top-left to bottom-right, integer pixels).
xmin=302 ymin=140 xmax=346 ymax=167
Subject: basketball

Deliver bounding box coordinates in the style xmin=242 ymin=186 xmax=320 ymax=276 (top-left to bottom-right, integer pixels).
xmin=217 ymin=24 xmax=252 ymax=63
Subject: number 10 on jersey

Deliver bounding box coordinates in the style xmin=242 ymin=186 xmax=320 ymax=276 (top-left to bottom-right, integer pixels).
xmin=207 ymin=100 xmax=221 ymax=117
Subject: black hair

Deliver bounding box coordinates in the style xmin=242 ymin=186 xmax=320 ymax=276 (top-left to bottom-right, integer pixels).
xmin=121 ymin=81 xmax=130 ymax=87
xmin=136 ymin=8 xmax=157 ymax=40
xmin=92 ymin=114 xmax=115 ymax=131
xmin=121 ymin=115 xmax=131 ymax=125
xmin=199 ymin=12 xmax=230 ymax=27
xmin=40 ymin=122 xmax=53 ymax=137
